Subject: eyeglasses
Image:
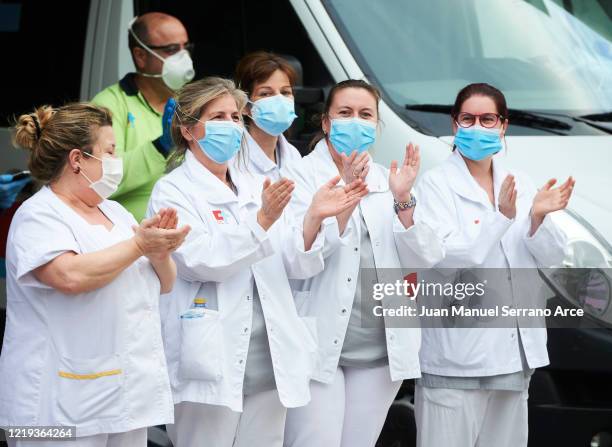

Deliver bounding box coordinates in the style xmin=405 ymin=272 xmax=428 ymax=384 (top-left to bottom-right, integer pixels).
xmin=143 ymin=42 xmax=195 ymax=56
xmin=455 ymin=112 xmax=504 ymax=128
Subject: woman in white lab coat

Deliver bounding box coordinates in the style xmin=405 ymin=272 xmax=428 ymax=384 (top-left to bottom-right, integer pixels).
xmin=413 ymin=83 xmax=575 ymax=447
xmin=0 ymin=103 xmax=190 ymax=447
xmin=283 ymin=79 xmax=443 ymax=447
xmin=235 ymin=51 xmax=303 ymax=180
xmin=146 ymin=77 xmax=367 ymax=447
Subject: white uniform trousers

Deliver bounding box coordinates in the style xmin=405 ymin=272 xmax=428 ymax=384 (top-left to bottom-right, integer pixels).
xmin=166 ymin=389 xmax=286 ymax=447
xmin=415 ymin=385 xmax=529 ymax=447
xmin=284 ymin=363 xmax=401 ymax=447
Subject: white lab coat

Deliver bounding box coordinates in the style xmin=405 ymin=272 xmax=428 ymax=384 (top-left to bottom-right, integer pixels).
xmin=284 ymin=140 xmax=443 ymax=383
xmin=244 ymin=131 xmax=302 ymax=181
xmin=0 ymin=186 xmax=173 ymax=437
xmin=414 ymin=150 xmax=567 ymax=376
xmin=146 ymin=149 xmax=324 ymax=412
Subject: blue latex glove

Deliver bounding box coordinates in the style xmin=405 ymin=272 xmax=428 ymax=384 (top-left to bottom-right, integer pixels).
xmin=157 ymin=97 xmax=177 ymax=156
xmin=0 ymin=174 xmax=31 ymax=209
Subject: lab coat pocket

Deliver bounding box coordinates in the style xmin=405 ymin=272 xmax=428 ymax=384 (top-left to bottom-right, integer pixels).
xmin=179 ymin=310 xmax=223 ymax=381
xmin=56 ymin=353 xmax=123 ymax=424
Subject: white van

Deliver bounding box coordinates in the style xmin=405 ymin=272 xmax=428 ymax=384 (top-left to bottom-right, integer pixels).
xmin=1 ymin=0 xmax=611 ymax=445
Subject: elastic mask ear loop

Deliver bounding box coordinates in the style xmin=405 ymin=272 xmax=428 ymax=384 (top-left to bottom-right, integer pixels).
xmin=78 ymin=151 xmax=97 ymax=184
xmin=80 ymin=169 xmax=95 ymax=184
xmin=175 ymin=102 xmax=202 ymax=125
xmin=184 ymin=126 xmax=198 ymax=144
xmin=499 ymin=120 xmax=508 ymax=156
xmin=245 ymin=100 xmax=256 ymax=122
xmin=128 ymin=16 xmax=166 ymax=67
xmin=83 ymin=151 xmax=102 ymax=162
xmin=175 ymin=103 xmax=202 ymax=146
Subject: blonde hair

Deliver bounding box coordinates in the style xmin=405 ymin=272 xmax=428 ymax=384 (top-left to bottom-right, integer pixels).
xmin=168 ymin=77 xmax=248 ymax=169
xmin=13 ymin=103 xmax=113 ymax=184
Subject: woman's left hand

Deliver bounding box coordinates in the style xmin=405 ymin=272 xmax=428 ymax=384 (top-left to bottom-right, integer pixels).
xmin=340 ymin=151 xmax=370 ymax=185
xmin=530 ymin=176 xmax=575 ymax=236
xmin=532 ymin=177 xmax=575 ymax=218
xmin=157 ymin=207 xmax=178 ymax=230
xmin=389 ymin=143 xmax=420 ymax=202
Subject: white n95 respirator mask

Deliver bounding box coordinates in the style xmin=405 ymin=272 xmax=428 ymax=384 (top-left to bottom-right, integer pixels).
xmin=80 ymin=152 xmax=124 ymax=200
xmin=128 ymin=17 xmax=195 ymax=90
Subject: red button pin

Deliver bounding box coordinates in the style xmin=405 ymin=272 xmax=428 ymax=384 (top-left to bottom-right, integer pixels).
xmin=474 ymin=219 xmax=480 ymax=224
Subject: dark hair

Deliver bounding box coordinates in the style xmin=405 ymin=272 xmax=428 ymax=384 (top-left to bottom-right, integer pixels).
xmin=235 ymin=51 xmax=298 ymax=96
xmin=309 ymin=79 xmax=381 ymax=151
xmin=451 ymin=83 xmax=509 ymax=119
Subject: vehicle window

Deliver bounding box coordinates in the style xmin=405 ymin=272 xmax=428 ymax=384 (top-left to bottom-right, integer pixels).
xmin=0 ymin=1 xmax=90 ymax=127
xmin=325 ymin=0 xmax=612 ymax=135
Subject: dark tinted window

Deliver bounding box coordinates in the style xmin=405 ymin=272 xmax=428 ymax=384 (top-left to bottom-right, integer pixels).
xmin=0 ymin=1 xmax=90 ymax=127
xmin=135 ymin=0 xmax=332 ymax=88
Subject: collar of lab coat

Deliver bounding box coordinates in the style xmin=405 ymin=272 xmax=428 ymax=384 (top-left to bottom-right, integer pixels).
xmin=183 ymin=149 xmax=258 ymax=207
xmin=41 ymin=185 xmax=119 ymax=230
xmin=245 ymin=130 xmax=283 ymax=176
xmin=311 ymin=139 xmax=388 ymax=193
xmin=444 ymin=149 xmax=520 ymax=209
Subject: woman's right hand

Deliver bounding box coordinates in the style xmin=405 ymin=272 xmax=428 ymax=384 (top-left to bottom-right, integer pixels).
xmin=132 ymin=208 xmax=191 ymax=259
xmin=302 ymin=175 xmax=368 ymax=251
xmin=498 ymin=174 xmax=517 ymax=219
xmin=257 ymin=177 xmax=295 ymax=231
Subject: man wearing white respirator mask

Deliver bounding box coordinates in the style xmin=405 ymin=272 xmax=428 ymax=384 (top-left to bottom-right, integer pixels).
xmin=92 ymin=12 xmax=195 ymax=221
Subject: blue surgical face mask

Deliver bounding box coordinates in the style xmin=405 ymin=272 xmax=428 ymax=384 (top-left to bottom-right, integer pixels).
xmin=190 ymin=120 xmax=244 ymax=164
xmin=329 ymin=118 xmax=377 ymax=156
xmin=454 ymin=126 xmax=503 ymax=161
xmin=250 ymin=95 xmax=297 ymax=136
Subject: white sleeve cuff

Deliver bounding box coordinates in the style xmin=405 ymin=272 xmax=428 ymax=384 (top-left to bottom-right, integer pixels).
xmin=244 ymin=211 xmax=274 ymax=259
xmin=322 ymin=216 xmax=353 ymax=246
xmin=245 ymin=211 xmax=269 ymax=242
xmin=393 ymin=218 xmax=444 ymax=269
xmin=524 ymin=213 xmax=567 ymax=266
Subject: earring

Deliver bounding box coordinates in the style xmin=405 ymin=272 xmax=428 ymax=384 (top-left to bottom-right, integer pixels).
xmin=73 ymin=166 xmax=80 ymax=174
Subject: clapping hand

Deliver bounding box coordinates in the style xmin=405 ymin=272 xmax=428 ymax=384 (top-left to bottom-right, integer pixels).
xmin=529 ymin=176 xmax=575 ymax=235
xmin=389 ymin=143 xmax=420 ymax=202
xmin=498 ymin=174 xmax=517 ymax=219
xmin=308 ymin=175 xmax=369 ymax=220
xmin=258 ymin=178 xmax=295 ymax=230
xmin=340 ymin=151 xmax=370 ymax=185
xmin=532 ymin=177 xmax=575 ymax=218
xmin=133 ymin=208 xmax=191 ymax=261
